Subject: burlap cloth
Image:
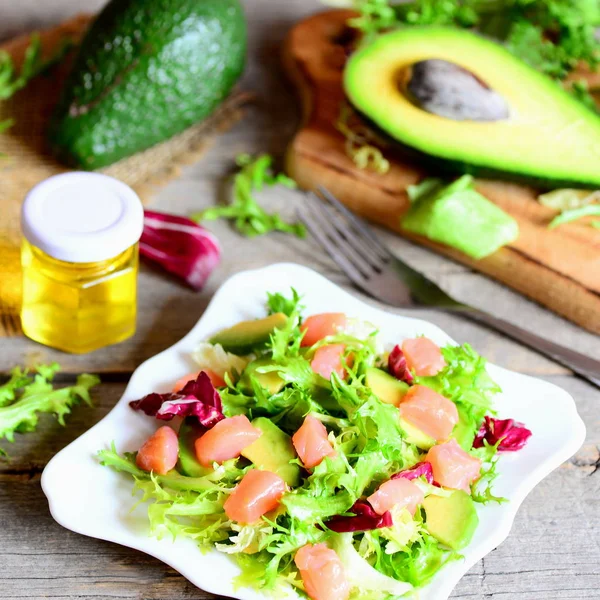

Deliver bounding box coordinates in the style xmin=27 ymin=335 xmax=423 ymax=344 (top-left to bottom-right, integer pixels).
xmin=0 ymin=15 xmax=251 ymax=336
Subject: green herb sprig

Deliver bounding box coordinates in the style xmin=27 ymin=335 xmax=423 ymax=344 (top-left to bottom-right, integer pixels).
xmin=193 ymin=154 xmax=306 ymax=238
xmin=0 ymin=33 xmax=73 ymax=133
xmin=0 ymin=364 xmax=99 ymax=456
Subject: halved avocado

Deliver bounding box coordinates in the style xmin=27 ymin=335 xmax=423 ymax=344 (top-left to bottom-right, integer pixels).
xmin=241 ymin=417 xmax=301 ymax=487
xmin=344 ymin=27 xmax=600 ymax=189
xmin=209 ymin=313 xmax=288 ymax=355
xmin=365 ymin=367 xmax=410 ymax=406
xmin=239 ymin=357 xmax=286 ymax=395
xmin=177 ymin=417 xmax=212 ymax=477
xmin=423 ymin=490 xmax=479 ymax=550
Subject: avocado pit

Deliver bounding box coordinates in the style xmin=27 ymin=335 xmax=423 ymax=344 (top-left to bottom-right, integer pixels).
xmin=405 ymin=59 xmax=510 ymax=122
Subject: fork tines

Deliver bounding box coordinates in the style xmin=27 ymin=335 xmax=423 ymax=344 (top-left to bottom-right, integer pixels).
xmin=296 ymin=187 xmax=390 ymax=285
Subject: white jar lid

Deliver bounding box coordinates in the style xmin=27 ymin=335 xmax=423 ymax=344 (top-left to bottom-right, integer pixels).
xmin=21 ymin=172 xmax=144 ymax=263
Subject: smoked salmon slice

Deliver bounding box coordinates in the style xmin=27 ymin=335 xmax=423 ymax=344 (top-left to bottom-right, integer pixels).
xmin=402 ymin=337 xmax=446 ymax=377
xmin=367 ymin=477 xmax=424 ymax=516
xmin=195 ymin=415 xmax=262 ymax=467
xmin=399 ymin=385 xmax=459 ymax=442
xmin=295 ymin=543 xmax=350 ymax=600
xmin=136 ymin=426 xmax=179 ymax=475
xmin=301 ymin=313 xmax=347 ymax=347
xmin=292 ymin=415 xmax=336 ymax=469
xmin=224 ymin=469 xmax=286 ymax=524
xmin=311 ymin=343 xmax=347 ymax=380
xmin=426 ymin=439 xmax=482 ymax=492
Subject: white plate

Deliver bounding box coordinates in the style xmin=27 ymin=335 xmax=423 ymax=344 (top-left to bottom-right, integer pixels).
xmin=42 ymin=263 xmax=586 ymax=600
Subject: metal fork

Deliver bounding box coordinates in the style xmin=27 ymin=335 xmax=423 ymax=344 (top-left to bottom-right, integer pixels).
xmin=297 ymin=186 xmax=600 ymax=389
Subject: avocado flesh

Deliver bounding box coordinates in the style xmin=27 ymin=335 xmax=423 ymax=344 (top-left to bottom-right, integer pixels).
xmin=423 ymin=490 xmax=479 ymax=550
xmin=344 ymin=27 xmax=600 ymax=189
xmin=399 ymin=417 xmax=436 ymax=450
xmin=209 ymin=313 xmax=288 ymax=355
xmin=178 ymin=417 xmax=212 ymax=478
xmin=241 ymin=417 xmax=301 ymax=487
xmin=239 ymin=357 xmax=286 ymax=395
xmin=365 ymin=368 xmax=433 ymax=449
xmin=365 ymin=367 xmax=410 ymax=406
xmin=48 ymin=0 xmax=247 ymax=169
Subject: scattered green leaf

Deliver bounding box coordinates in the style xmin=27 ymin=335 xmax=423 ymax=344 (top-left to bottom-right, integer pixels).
xmin=192 ymin=154 xmax=305 ymax=238
xmin=0 ymin=33 xmax=73 ymax=132
xmin=548 ymin=203 xmax=600 ymax=228
xmin=0 ymin=365 xmax=98 ymax=452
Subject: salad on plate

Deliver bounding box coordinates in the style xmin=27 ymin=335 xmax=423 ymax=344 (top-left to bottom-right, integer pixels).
xmin=99 ymin=289 xmax=531 ymax=600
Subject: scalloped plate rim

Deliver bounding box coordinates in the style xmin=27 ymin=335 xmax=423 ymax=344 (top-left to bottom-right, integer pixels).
xmin=41 ymin=262 xmax=586 ymax=600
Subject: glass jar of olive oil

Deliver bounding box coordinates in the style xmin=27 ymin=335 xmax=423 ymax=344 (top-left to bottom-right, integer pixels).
xmin=20 ymin=172 xmax=144 ymax=354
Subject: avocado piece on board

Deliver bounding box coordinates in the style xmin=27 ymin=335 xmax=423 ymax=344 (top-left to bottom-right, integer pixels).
xmin=239 ymin=357 xmax=286 ymax=395
xmin=344 ymin=27 xmax=600 ymax=189
xmin=365 ymin=367 xmax=409 ymax=405
xmin=423 ymin=490 xmax=479 ymax=550
xmin=210 ymin=313 xmax=288 ymax=355
xmin=49 ymin=0 xmax=247 ymax=169
xmin=402 ymin=176 xmax=519 ymax=260
xmin=241 ymin=417 xmax=300 ymax=487
xmin=177 ymin=417 xmax=212 ymax=478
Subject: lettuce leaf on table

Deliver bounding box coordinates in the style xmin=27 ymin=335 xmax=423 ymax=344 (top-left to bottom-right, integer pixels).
xmin=0 ymin=365 xmax=99 ymax=453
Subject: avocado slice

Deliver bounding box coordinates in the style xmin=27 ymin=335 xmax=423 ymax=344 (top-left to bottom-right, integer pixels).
xmin=48 ymin=0 xmax=247 ymax=169
xmin=365 ymin=367 xmax=410 ymax=406
xmin=240 ymin=417 xmax=300 ymax=487
xmin=177 ymin=417 xmax=212 ymax=478
xmin=345 ymin=27 xmax=600 ymax=189
xmin=399 ymin=417 xmax=436 ymax=450
xmin=239 ymin=357 xmax=286 ymax=395
xmin=423 ymin=490 xmax=479 ymax=550
xmin=209 ymin=313 xmax=288 ymax=355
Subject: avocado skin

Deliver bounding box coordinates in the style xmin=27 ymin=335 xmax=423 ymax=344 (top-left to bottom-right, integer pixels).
xmin=354 ymin=109 xmax=600 ymax=191
xmin=48 ymin=0 xmax=247 ymax=169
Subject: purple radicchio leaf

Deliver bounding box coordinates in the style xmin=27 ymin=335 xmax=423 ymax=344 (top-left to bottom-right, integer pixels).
xmin=140 ymin=210 xmax=221 ymax=291
xmin=473 ymin=416 xmax=532 ymax=452
xmin=324 ymin=500 xmax=393 ymax=533
xmin=129 ymin=371 xmax=224 ymax=429
xmin=388 ymin=345 xmax=414 ymax=384
xmin=391 ymin=461 xmax=434 ymax=484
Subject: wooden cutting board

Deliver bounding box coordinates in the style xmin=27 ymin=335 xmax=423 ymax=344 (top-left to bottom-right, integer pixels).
xmin=283 ymin=9 xmax=600 ymax=335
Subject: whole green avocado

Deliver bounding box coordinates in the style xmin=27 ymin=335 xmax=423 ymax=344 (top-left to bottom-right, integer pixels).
xmin=48 ymin=0 xmax=247 ymax=169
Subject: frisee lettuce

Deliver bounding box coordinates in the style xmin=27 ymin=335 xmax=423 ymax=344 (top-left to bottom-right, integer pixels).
xmin=0 ymin=365 xmax=98 ymax=452
xmin=99 ymin=289 xmax=526 ymax=596
xmin=192 ymin=154 xmax=305 ymax=238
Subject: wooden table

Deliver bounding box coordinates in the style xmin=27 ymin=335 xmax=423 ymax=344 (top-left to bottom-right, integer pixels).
xmin=1 ymin=1 xmax=599 ymax=598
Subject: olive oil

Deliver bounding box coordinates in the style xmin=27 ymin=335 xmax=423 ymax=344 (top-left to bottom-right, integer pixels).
xmin=20 ymin=172 xmax=144 ymax=353
xmin=21 ymin=241 xmax=139 ymax=353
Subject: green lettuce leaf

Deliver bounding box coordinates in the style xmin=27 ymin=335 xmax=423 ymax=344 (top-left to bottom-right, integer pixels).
xmin=0 ymin=369 xmax=98 ymax=445
xmin=192 ymin=154 xmax=305 ymax=238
